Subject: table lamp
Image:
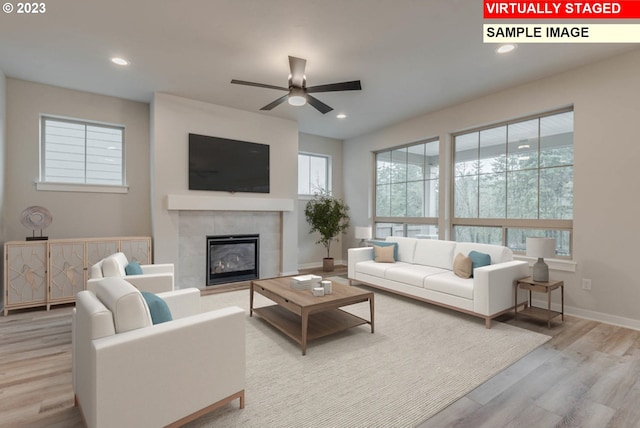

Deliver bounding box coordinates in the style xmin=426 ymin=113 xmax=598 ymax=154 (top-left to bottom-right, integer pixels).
xmin=526 ymin=237 xmax=556 ymax=282
xmin=355 ymin=227 xmax=372 ymax=247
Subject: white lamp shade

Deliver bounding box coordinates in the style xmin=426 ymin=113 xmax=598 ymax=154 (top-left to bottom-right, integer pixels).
xmin=526 ymin=237 xmax=556 ymax=259
xmin=355 ymin=227 xmax=372 ymax=240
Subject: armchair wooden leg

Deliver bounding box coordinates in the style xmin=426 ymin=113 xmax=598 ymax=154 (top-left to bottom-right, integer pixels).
xmin=485 ymin=318 xmax=492 ymax=329
xmin=166 ymin=390 xmax=246 ymax=428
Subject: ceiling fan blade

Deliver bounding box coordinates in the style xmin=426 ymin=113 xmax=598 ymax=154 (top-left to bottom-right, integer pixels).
xmin=260 ymin=94 xmax=289 ymax=111
xmin=307 ymin=95 xmax=333 ymax=114
xmin=231 ymin=79 xmax=288 ymax=91
xmin=307 ymin=80 xmax=362 ymax=93
xmin=288 ymin=56 xmax=307 ymax=87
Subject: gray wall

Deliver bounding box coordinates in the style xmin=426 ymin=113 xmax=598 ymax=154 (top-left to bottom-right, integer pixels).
xmin=0 ymin=71 xmax=6 ymax=241
xmin=344 ymin=48 xmax=640 ymax=329
xmin=297 ymin=132 xmax=345 ymax=268
xmin=0 ymin=71 xmax=6 ymax=310
xmin=4 ymin=79 xmax=151 ymax=242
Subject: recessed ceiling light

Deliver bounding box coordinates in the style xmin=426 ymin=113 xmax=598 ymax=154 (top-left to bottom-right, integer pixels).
xmin=336 ymin=114 xmax=347 ymax=119
xmin=111 ymin=57 xmax=130 ymax=66
xmin=496 ymin=44 xmax=516 ymax=54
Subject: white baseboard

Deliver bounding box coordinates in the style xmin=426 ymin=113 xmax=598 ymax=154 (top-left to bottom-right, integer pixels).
xmin=531 ymin=298 xmax=640 ymax=331
xmin=279 ymin=270 xmax=299 ymax=277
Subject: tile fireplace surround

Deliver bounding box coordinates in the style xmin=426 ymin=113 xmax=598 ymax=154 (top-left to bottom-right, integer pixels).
xmin=178 ymin=211 xmax=281 ymax=288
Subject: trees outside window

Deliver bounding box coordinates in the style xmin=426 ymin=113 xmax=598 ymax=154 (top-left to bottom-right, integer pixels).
xmin=374 ymin=139 xmax=439 ymax=239
xmin=453 ymin=109 xmax=573 ymax=256
xmin=298 ymin=153 xmax=330 ymax=195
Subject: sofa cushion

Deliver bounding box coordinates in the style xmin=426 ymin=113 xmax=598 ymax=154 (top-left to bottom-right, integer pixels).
xmin=385 ymin=237 xmax=417 ymax=263
xmin=95 ymin=277 xmax=152 ymax=333
xmin=385 ymin=265 xmax=449 ymax=288
xmin=101 ymin=257 xmax=122 ymax=278
xmin=412 ymin=239 xmax=457 ymax=269
xmin=141 ymin=291 xmax=173 ymax=324
xmin=369 ymin=240 xmax=398 ymax=261
xmin=101 ymin=252 xmax=128 ymax=277
xmin=356 ymin=260 xmax=412 ymax=278
xmin=125 ymin=260 xmax=144 ymax=275
xmin=453 ymin=253 xmax=472 ymax=278
xmin=89 ymin=262 xmax=104 ymax=279
xmin=469 ymin=251 xmax=491 ymax=277
xmin=374 ymin=245 xmax=396 ymax=263
xmin=424 ymin=272 xmax=474 ymax=300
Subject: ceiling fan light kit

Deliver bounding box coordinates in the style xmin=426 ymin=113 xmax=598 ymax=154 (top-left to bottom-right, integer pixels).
xmin=288 ymin=87 xmax=307 ymax=106
xmin=231 ymin=56 xmax=361 ymax=114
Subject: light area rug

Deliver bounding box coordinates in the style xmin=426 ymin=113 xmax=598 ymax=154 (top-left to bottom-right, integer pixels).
xmin=186 ymin=278 xmax=550 ymax=428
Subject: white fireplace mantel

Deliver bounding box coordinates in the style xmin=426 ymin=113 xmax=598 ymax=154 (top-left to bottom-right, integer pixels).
xmin=166 ymin=194 xmax=294 ymax=212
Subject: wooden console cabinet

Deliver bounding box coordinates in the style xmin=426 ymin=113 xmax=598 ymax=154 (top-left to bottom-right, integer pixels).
xmin=4 ymin=236 xmax=151 ymax=316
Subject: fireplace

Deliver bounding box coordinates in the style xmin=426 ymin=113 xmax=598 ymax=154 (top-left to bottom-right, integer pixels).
xmin=207 ymin=234 xmax=259 ymax=286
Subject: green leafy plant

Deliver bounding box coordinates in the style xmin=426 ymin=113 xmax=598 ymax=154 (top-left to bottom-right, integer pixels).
xmin=304 ymin=190 xmax=350 ymax=259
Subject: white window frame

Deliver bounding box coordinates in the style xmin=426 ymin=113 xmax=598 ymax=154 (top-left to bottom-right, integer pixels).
xmin=373 ymin=138 xmax=440 ymax=239
xmin=37 ymin=115 xmax=128 ymax=194
xmin=298 ymin=152 xmax=331 ymax=197
xmin=451 ymin=108 xmax=574 ymax=258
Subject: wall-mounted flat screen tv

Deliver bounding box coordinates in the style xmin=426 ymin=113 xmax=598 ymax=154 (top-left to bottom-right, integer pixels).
xmin=189 ymin=133 xmax=270 ymax=193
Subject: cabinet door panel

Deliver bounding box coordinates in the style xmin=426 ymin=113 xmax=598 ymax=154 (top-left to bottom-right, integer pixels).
xmin=49 ymin=242 xmax=85 ymax=301
xmin=120 ymin=239 xmax=151 ymax=264
xmin=5 ymin=243 xmax=47 ymax=306
xmin=86 ymin=241 xmax=119 ymax=267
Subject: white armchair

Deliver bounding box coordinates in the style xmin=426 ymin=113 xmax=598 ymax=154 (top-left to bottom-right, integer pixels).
xmin=87 ymin=252 xmax=174 ymax=293
xmin=72 ymin=277 xmax=246 ymax=428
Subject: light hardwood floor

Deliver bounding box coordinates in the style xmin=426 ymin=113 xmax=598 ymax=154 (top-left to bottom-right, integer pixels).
xmin=2 ymin=269 xmax=639 ymax=427
xmin=418 ymin=312 xmax=640 ymax=428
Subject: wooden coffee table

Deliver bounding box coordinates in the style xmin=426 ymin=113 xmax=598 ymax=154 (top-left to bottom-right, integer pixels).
xmin=250 ymin=277 xmax=374 ymax=355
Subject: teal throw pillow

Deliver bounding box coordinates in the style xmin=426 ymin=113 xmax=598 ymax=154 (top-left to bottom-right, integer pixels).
xmin=141 ymin=291 xmax=173 ymax=324
xmin=468 ymin=251 xmax=491 ymax=277
xmin=369 ymin=241 xmax=398 ymax=261
xmin=125 ymin=260 xmax=143 ymax=275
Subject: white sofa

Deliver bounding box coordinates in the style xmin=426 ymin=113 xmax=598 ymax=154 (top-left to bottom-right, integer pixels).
xmin=348 ymin=237 xmax=529 ymax=328
xmin=73 ymin=277 xmax=245 ymax=428
xmin=87 ymin=252 xmax=175 ymax=293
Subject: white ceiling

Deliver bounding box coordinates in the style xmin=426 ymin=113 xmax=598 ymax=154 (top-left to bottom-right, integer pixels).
xmin=0 ymin=0 xmax=635 ymax=140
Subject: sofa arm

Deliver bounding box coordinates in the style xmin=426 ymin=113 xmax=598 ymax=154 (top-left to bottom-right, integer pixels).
xmin=157 ymin=288 xmax=201 ymax=319
xmin=84 ymin=306 xmax=245 ymax=428
xmin=348 ymin=247 xmax=374 ymax=279
xmin=472 ymin=260 xmax=529 ymax=316
xmin=141 ymin=263 xmax=174 ymax=275
xmin=121 ymin=273 xmax=174 ymax=293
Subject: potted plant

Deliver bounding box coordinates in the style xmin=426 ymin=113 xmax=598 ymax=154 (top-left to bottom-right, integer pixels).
xmin=304 ymin=190 xmax=350 ymax=272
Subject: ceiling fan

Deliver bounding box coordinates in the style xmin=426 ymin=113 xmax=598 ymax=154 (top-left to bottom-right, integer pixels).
xmin=231 ymin=56 xmax=361 ymax=114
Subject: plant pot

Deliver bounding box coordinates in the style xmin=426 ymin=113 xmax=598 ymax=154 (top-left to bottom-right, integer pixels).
xmin=323 ymin=257 xmax=335 ymax=272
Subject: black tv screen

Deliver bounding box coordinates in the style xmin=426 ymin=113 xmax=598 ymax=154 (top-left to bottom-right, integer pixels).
xmin=188 ymin=134 xmax=270 ymax=193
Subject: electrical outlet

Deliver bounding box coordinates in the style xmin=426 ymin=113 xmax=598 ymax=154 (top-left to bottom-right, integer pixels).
xmin=582 ymin=279 xmax=592 ymax=290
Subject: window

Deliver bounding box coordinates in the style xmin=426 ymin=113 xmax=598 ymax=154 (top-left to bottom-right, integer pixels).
xmin=374 ymin=139 xmax=440 ymax=239
xmin=40 ymin=116 xmax=125 ymax=190
xmin=298 ymin=153 xmax=330 ymax=195
xmin=452 ymin=109 xmax=573 ymax=256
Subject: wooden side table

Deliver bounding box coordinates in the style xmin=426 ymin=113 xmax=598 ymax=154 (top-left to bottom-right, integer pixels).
xmin=514 ymin=276 xmax=564 ymax=328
